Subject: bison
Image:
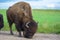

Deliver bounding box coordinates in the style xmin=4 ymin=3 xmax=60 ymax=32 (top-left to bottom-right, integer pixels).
xmin=6 ymin=2 xmax=38 ymax=38
xmin=0 ymin=14 xmax=4 ymax=30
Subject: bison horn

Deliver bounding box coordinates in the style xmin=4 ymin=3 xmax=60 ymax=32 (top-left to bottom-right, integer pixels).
xmin=26 ymin=22 xmax=30 ymax=28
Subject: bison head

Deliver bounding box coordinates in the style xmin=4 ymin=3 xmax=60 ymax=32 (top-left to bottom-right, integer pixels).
xmin=23 ymin=20 xmax=38 ymax=38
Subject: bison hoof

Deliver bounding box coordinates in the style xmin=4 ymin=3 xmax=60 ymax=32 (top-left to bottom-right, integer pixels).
xmin=18 ymin=35 xmax=22 ymax=37
xmin=11 ymin=34 xmax=14 ymax=35
xmin=18 ymin=36 xmax=22 ymax=37
xmin=11 ymin=33 xmax=14 ymax=35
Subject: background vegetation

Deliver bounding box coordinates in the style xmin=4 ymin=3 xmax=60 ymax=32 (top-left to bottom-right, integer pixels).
xmin=0 ymin=9 xmax=60 ymax=34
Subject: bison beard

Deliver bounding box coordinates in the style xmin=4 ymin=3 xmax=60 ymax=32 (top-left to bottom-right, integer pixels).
xmin=23 ymin=21 xmax=37 ymax=38
xmin=6 ymin=2 xmax=38 ymax=38
xmin=0 ymin=14 xmax=4 ymax=30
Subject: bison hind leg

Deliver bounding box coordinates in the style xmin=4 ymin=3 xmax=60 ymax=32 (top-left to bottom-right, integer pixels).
xmin=8 ymin=19 xmax=14 ymax=35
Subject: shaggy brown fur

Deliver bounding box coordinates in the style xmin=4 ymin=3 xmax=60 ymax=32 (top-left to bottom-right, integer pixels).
xmin=12 ymin=2 xmax=32 ymax=18
xmin=6 ymin=2 xmax=38 ymax=38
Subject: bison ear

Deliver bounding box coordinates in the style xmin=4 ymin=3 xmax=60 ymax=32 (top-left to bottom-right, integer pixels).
xmin=26 ymin=22 xmax=30 ymax=28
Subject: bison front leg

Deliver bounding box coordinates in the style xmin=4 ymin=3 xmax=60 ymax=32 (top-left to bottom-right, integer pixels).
xmin=15 ymin=23 xmax=22 ymax=37
xmin=19 ymin=31 xmax=22 ymax=37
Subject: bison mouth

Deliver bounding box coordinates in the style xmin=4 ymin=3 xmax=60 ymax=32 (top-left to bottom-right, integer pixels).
xmin=24 ymin=33 xmax=33 ymax=38
xmin=23 ymin=31 xmax=34 ymax=38
xmin=24 ymin=35 xmax=32 ymax=38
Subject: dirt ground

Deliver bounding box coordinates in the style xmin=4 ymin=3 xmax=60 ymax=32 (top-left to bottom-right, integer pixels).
xmin=0 ymin=31 xmax=60 ymax=40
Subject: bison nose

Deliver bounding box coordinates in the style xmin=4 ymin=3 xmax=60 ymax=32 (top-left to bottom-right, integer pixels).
xmin=24 ymin=35 xmax=32 ymax=39
xmin=28 ymin=36 xmax=32 ymax=39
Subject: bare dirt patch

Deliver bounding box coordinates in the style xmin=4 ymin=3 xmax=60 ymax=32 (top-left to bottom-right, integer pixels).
xmin=0 ymin=31 xmax=60 ymax=40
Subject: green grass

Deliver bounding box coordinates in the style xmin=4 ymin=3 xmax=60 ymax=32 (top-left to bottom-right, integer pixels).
xmin=0 ymin=9 xmax=60 ymax=34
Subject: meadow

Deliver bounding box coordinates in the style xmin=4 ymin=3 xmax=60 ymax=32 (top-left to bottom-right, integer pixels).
xmin=0 ymin=9 xmax=60 ymax=34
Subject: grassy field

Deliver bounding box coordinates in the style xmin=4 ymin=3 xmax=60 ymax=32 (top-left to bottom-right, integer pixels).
xmin=0 ymin=9 xmax=60 ymax=34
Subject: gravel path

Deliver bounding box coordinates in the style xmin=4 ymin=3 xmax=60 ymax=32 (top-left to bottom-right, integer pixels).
xmin=0 ymin=31 xmax=60 ymax=40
